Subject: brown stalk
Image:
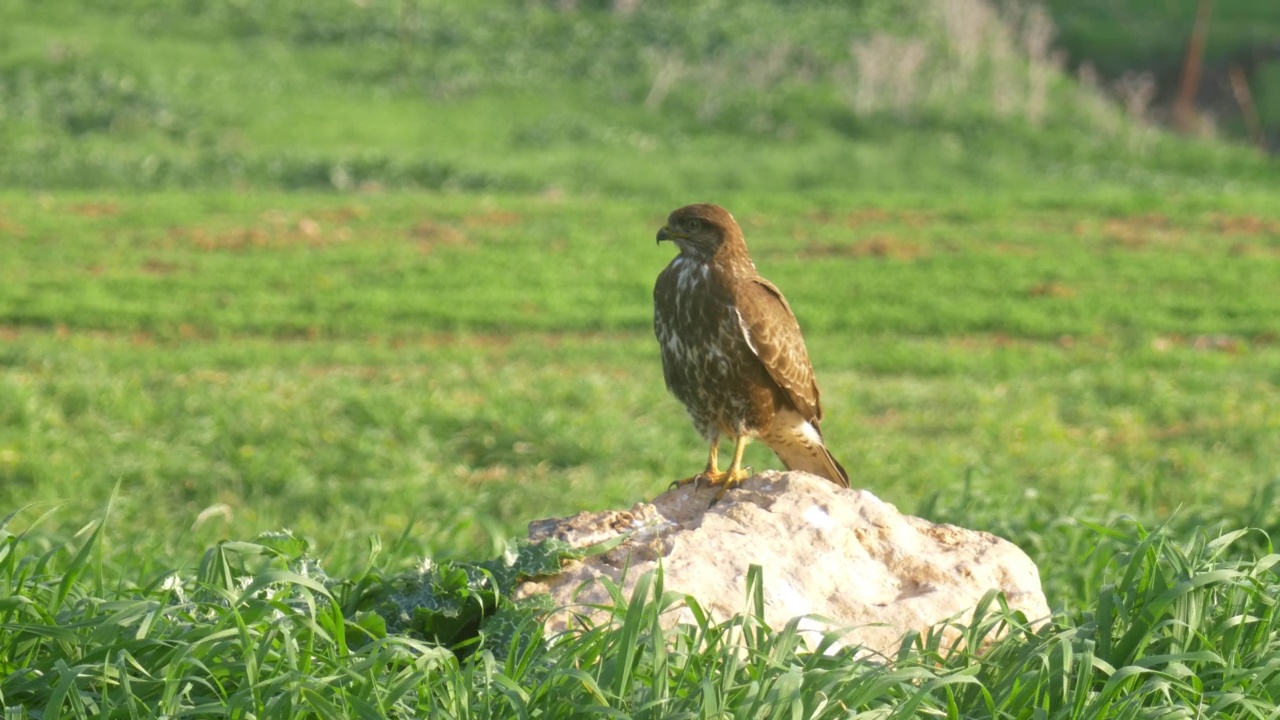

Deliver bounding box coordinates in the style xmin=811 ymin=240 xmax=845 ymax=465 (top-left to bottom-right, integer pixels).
xmin=1172 ymin=0 xmax=1213 ymax=133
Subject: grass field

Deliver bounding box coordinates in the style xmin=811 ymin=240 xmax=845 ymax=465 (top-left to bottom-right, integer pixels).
xmin=3 ymin=188 xmax=1280 ymax=715
xmin=3 ymin=188 xmax=1278 ymax=578
xmin=3 ymin=0 xmax=1280 ymax=716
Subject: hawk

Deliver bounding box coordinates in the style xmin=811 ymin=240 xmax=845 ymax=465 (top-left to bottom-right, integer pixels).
xmin=654 ymin=203 xmax=848 ymax=495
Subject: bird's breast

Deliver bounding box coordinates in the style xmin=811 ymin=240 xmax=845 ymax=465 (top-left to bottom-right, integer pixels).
xmin=655 ymin=258 xmax=753 ymax=380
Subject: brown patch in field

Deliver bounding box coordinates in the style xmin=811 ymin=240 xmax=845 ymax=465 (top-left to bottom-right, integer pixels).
xmin=303 ymin=365 xmax=382 ymax=380
xmin=1150 ymin=422 xmax=1193 ymax=440
xmin=844 ymin=208 xmax=891 ymax=227
xmin=1228 ymin=242 xmax=1263 ymax=257
xmin=191 ymin=369 xmax=230 ymax=384
xmin=1191 ymin=334 xmax=1244 ymax=353
xmin=804 ymin=208 xmax=934 ymax=229
xmin=69 ymin=202 xmax=120 ymax=218
xmin=943 ymin=332 xmax=1105 ymax=352
xmin=140 ymin=257 xmax=180 ymax=275
xmin=463 ymin=210 xmax=521 ymax=227
xmin=410 ymin=220 xmax=468 ymax=254
xmin=1098 ymin=214 xmax=1183 ymax=249
xmin=1149 ymin=417 xmax=1234 ymax=442
xmin=418 ymin=330 xmax=636 ymax=352
xmin=314 ymin=206 xmax=369 ymax=223
xmin=1027 ymin=281 xmax=1076 ymax=299
xmin=860 ymin=409 xmax=901 ymax=428
xmin=802 ymin=235 xmax=925 ymax=260
xmin=789 ymin=227 xmax=812 ymax=242
xmin=855 ymin=236 xmax=925 ymax=260
xmin=993 ymin=243 xmax=1036 ymax=256
xmin=188 ymin=227 xmax=268 ymax=251
xmin=173 ymin=220 xmax=353 ymax=252
xmin=297 ymin=218 xmax=321 ymax=239
xmin=899 ymin=211 xmax=936 ymax=228
xmin=993 ymin=333 xmax=1017 ymax=348
xmin=0 ymin=217 xmax=27 ymax=237
xmin=1213 ymin=213 xmax=1280 ymax=237
xmin=1153 ymin=334 xmax=1245 ymax=353
xmin=945 ymin=334 xmax=1025 ymax=350
xmin=14 ymin=324 xmax=643 ymax=352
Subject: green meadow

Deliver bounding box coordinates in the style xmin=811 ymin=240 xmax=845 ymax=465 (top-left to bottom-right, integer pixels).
xmin=3 ymin=190 xmax=1280 ymax=571
xmin=3 ymin=0 xmax=1280 ymax=716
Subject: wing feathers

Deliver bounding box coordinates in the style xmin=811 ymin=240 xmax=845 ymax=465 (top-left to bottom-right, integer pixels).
xmin=734 ymin=277 xmax=823 ymax=422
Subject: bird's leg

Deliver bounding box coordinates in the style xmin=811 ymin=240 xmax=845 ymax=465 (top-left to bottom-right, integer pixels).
xmin=670 ymin=438 xmax=731 ymax=490
xmin=713 ymin=435 xmax=753 ymax=500
xmin=701 ymin=441 xmax=722 ymax=482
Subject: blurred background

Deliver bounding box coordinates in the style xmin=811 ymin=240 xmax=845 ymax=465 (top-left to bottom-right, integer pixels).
xmin=2 ymin=0 xmax=1277 ymax=195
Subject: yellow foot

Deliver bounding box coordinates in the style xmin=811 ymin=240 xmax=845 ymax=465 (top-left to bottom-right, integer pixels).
xmin=668 ymin=471 xmax=720 ymax=491
xmin=668 ymin=467 xmax=753 ymax=498
xmin=711 ymin=467 xmax=752 ymax=502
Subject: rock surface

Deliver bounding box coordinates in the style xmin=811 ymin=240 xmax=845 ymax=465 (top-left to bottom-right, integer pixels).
xmin=515 ymin=471 xmax=1049 ymax=655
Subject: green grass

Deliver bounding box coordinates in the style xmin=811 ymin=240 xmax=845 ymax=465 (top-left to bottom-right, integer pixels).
xmin=3 ymin=513 xmax=1278 ymax=716
xmin=3 ymin=0 xmax=1280 ymax=716
xmin=2 ymin=190 xmax=1278 ymax=586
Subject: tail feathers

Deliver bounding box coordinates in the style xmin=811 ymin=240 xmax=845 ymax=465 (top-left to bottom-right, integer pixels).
xmin=763 ymin=410 xmax=850 ymax=488
xmin=824 ymin=449 xmax=850 ymax=488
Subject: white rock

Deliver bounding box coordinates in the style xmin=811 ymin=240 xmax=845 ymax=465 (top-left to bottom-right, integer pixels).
xmin=515 ymin=471 xmax=1049 ymax=656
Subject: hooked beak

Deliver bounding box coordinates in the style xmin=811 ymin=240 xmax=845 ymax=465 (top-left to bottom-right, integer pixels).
xmin=656 ymin=225 xmax=672 ymax=244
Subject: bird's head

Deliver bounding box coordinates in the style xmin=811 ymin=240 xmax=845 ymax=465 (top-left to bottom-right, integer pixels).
xmin=656 ymin=203 xmax=745 ymax=261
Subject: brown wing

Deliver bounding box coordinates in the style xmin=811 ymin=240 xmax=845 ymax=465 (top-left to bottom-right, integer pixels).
xmin=734 ymin=277 xmax=823 ymax=423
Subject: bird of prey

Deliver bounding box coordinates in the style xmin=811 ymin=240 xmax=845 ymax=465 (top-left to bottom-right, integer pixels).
xmin=653 ymin=203 xmax=848 ymax=496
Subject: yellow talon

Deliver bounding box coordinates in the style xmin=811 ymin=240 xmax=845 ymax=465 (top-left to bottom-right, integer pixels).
xmin=669 ymin=468 xmax=727 ymax=491
xmin=670 ymin=435 xmax=753 ymax=501
xmin=711 ymin=466 xmax=752 ymax=502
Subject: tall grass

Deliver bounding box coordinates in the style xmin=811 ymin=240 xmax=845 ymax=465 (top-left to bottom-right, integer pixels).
xmin=2 ymin=507 xmax=1277 ymax=717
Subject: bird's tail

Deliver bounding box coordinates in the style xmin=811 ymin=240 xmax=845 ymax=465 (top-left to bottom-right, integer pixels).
xmin=763 ymin=409 xmax=850 ymax=488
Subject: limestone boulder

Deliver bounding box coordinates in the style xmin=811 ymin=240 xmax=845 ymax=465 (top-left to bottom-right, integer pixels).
xmin=515 ymin=471 xmax=1049 ymax=655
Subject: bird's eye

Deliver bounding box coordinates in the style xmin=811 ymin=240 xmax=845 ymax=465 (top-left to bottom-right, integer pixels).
xmin=683 ymin=218 xmax=702 ymax=233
